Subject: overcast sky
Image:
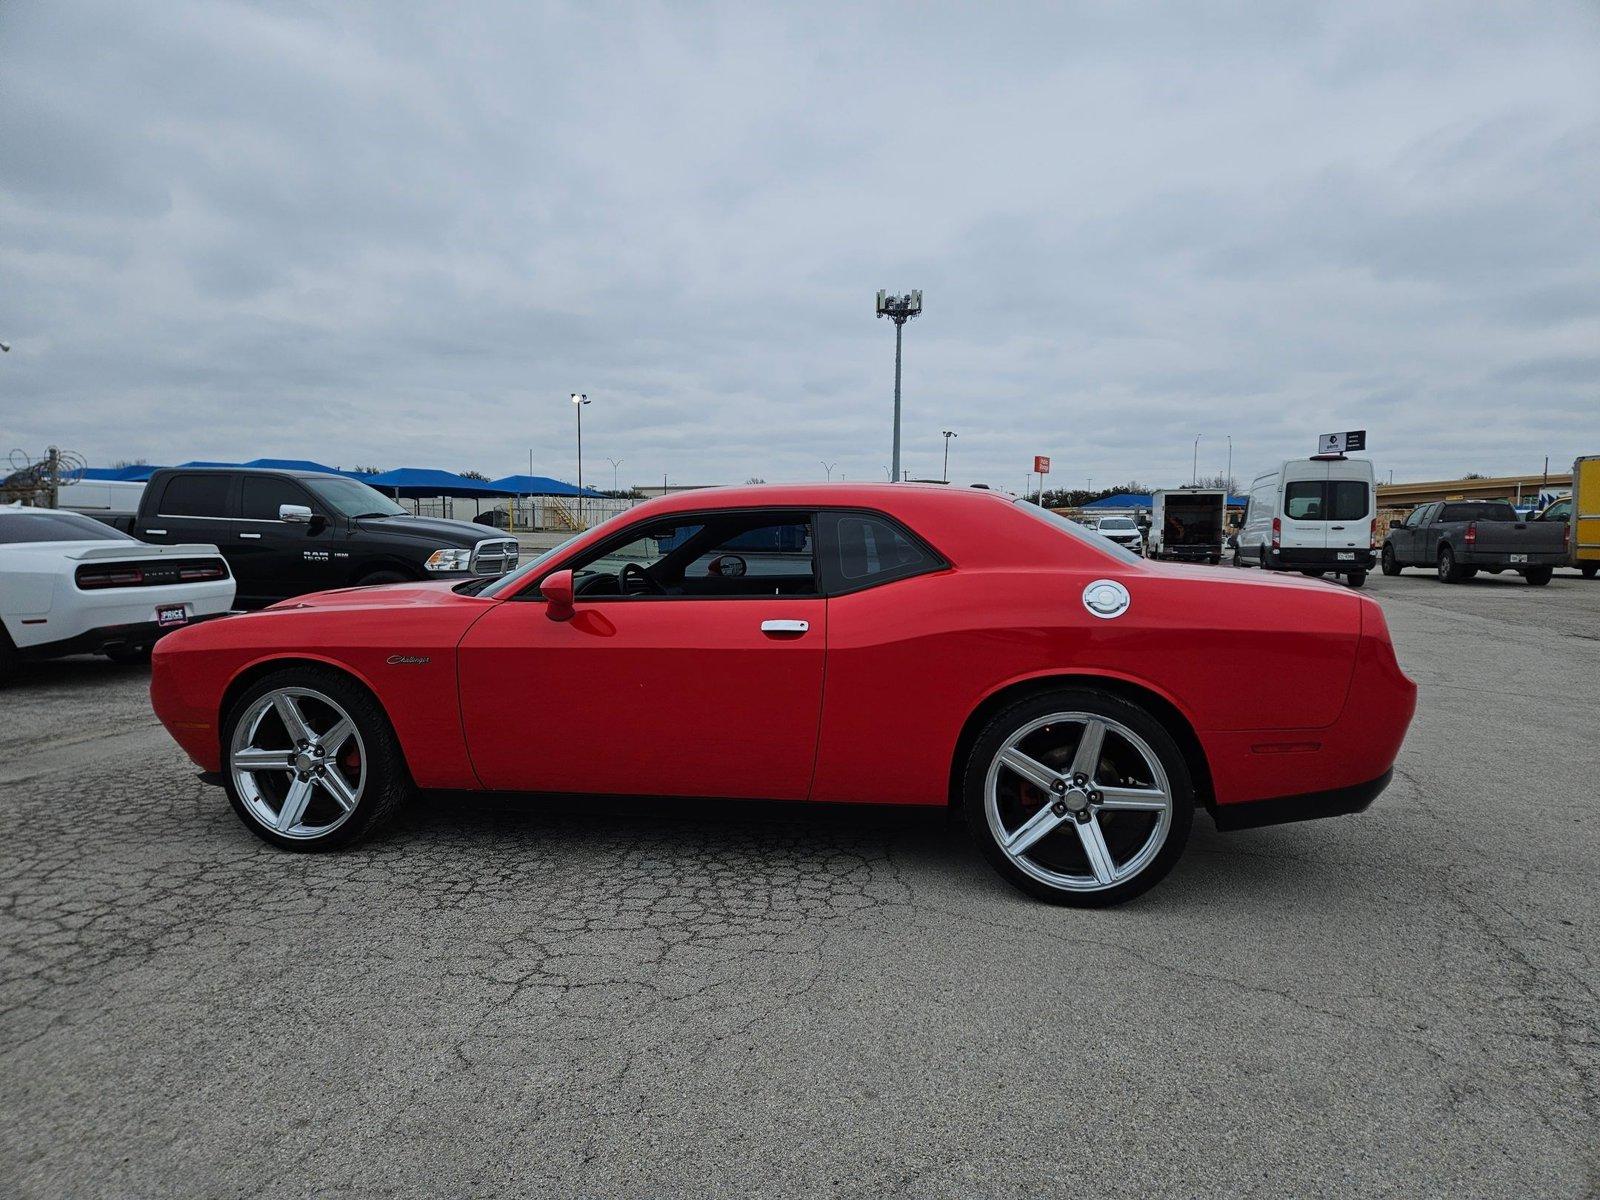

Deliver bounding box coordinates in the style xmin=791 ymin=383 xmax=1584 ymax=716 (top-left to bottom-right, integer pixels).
xmin=2 ymin=2 xmax=1597 ymax=491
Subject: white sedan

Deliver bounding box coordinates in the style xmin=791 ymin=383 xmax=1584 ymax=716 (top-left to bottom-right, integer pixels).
xmin=0 ymin=505 xmax=235 ymax=673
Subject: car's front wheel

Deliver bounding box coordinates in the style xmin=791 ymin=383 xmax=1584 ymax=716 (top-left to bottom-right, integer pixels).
xmin=1523 ymin=567 xmax=1553 ymax=586
xmin=962 ymin=688 xmax=1194 ymax=907
xmin=221 ymin=667 xmax=411 ymax=851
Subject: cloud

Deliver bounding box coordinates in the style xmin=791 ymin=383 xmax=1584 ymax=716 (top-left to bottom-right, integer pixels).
xmin=1 ymin=0 xmax=1596 ymax=489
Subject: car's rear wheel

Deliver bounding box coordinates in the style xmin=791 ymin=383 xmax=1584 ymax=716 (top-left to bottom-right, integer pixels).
xmin=103 ymin=643 xmax=152 ymax=665
xmin=221 ymin=668 xmax=410 ymax=851
xmin=1381 ymin=545 xmax=1401 ymax=576
xmin=1523 ymin=567 xmax=1553 ymax=586
xmin=1582 ymin=564 xmax=1597 ymax=579
xmin=1437 ymin=545 xmax=1464 ymax=583
xmin=962 ymin=689 xmax=1194 ymax=907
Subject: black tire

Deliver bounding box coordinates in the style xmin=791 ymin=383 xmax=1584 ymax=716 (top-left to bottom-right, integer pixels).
xmin=1581 ymin=564 xmax=1597 ymax=580
xmin=1523 ymin=567 xmax=1553 ymax=586
xmin=1437 ymin=545 xmax=1464 ymax=583
xmin=961 ymin=687 xmax=1194 ymax=907
xmin=358 ymin=569 xmax=412 ymax=587
xmin=220 ymin=666 xmax=412 ymax=851
xmin=0 ymin=625 xmax=17 ymax=687
xmin=103 ymin=643 xmax=152 ymax=665
xmin=1380 ymin=544 xmax=1401 ymax=576
xmin=1346 ymin=571 xmax=1367 ymax=589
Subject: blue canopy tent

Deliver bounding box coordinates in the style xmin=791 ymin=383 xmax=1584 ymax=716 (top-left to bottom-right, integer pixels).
xmin=1080 ymin=492 xmax=1248 ymax=510
xmin=363 ymin=467 xmax=517 ymax=518
xmin=79 ymin=464 xmax=164 ymax=482
xmin=242 ymin=458 xmax=367 ymax=477
xmin=487 ymin=474 xmax=604 ymax=499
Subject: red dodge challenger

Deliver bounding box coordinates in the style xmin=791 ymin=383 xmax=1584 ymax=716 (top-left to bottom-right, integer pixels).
xmin=151 ymin=484 xmax=1416 ymax=906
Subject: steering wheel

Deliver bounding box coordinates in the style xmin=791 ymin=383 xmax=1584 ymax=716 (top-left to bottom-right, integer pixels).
xmin=619 ymin=562 xmax=665 ymax=595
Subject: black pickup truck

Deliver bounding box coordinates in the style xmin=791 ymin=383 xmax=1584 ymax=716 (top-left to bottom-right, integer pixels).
xmin=125 ymin=467 xmax=519 ymax=607
xmin=1380 ymin=500 xmax=1565 ymax=585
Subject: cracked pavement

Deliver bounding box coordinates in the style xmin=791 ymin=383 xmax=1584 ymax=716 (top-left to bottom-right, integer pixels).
xmin=2 ymin=570 xmax=1596 ymax=1198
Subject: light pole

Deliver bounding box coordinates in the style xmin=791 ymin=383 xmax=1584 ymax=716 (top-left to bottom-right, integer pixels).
xmin=1226 ymin=435 xmax=1232 ymax=495
xmin=876 ymin=290 xmax=922 ymax=484
xmin=941 ymin=430 xmax=957 ymax=482
xmin=820 ymin=460 xmax=836 ymax=481
xmin=1192 ymin=434 xmax=1202 ymax=486
xmin=607 ymin=457 xmax=624 ymax=492
xmin=571 ymin=393 xmax=590 ymax=526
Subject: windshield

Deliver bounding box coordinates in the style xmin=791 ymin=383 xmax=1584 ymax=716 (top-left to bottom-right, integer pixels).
xmin=1098 ymin=518 xmax=1136 ymax=531
xmin=468 ymin=505 xmax=637 ymax=598
xmin=1014 ymin=500 xmax=1142 ymax=564
xmin=305 ymin=477 xmax=407 ymax=519
xmin=0 ymin=510 xmax=135 ymax=543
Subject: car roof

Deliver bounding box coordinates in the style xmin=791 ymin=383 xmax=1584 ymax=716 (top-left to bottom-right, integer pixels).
xmin=154 ymin=466 xmax=340 ymax=480
xmin=636 ymin=481 xmax=1011 ymax=514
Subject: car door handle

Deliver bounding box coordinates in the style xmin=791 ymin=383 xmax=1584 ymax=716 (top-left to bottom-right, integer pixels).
xmin=1330 ymin=525 xmax=1345 ymax=531
xmin=239 ymin=533 xmax=261 ymax=539
xmin=760 ymin=619 xmax=809 ymax=634
xmin=144 ymin=529 xmax=167 ymax=535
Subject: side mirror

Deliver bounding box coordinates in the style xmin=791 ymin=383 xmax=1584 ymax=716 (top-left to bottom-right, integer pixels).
xmin=541 ymin=569 xmax=575 ymax=620
xmin=1388 ymin=519 xmax=1402 ymax=529
xmin=280 ymin=504 xmax=312 ymax=524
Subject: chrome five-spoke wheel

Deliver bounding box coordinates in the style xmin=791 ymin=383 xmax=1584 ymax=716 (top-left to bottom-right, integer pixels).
xmin=964 ymin=689 xmax=1194 ymax=906
xmin=986 ymin=712 xmax=1172 ymax=892
xmin=229 ymin=686 xmax=366 ymax=839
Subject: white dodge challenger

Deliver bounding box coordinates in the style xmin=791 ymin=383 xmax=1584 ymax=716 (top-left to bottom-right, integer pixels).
xmin=0 ymin=505 xmax=235 ymax=673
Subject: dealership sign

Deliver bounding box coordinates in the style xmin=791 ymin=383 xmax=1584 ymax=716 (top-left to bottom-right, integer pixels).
xmin=1318 ymin=430 xmax=1367 ymax=454
xmin=1034 ymin=455 xmax=1051 ymax=474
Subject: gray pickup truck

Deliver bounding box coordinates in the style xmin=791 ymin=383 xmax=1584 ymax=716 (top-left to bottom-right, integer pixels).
xmin=1380 ymin=500 xmax=1566 ymax=585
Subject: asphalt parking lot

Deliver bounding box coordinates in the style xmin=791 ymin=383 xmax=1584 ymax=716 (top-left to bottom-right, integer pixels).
xmin=2 ymin=569 xmax=1596 ymax=1198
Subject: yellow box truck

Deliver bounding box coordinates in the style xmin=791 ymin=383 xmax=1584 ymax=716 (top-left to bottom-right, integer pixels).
xmin=1574 ymin=455 xmax=1600 ymax=579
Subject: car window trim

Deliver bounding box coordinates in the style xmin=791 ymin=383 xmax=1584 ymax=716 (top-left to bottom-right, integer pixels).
xmin=239 ymin=476 xmax=319 ymax=524
xmin=815 ymin=508 xmax=949 ymax=596
xmin=511 ymin=504 xmax=825 ymax=602
xmin=155 ymin=472 xmax=240 ymax=521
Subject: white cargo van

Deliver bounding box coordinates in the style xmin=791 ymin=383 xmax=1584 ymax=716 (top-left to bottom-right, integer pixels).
xmin=1234 ymin=456 xmax=1377 ymax=587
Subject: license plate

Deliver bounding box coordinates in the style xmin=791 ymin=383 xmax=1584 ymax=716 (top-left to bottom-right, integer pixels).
xmin=156 ymin=604 xmax=188 ymax=627
xmin=1509 ymin=553 xmax=1527 ymax=564
xmin=1337 ymin=552 xmax=1354 ymax=561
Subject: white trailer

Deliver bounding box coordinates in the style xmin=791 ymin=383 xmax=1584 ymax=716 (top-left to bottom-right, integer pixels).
xmin=1149 ymin=488 xmax=1226 ymax=564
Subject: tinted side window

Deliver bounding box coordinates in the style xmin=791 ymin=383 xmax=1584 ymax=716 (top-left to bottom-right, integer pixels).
xmin=1284 ymin=481 xmax=1323 ymax=520
xmin=1326 ymin=481 xmax=1370 ymax=521
xmin=241 ymin=476 xmax=312 ymax=520
xmin=159 ymin=474 xmax=232 ymax=517
xmin=821 ymin=511 xmax=940 ymax=592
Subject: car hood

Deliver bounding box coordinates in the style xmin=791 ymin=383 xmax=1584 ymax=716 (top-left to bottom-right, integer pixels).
xmin=266 ymin=579 xmax=480 ymax=611
xmin=352 ymin=514 xmax=508 ymax=544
